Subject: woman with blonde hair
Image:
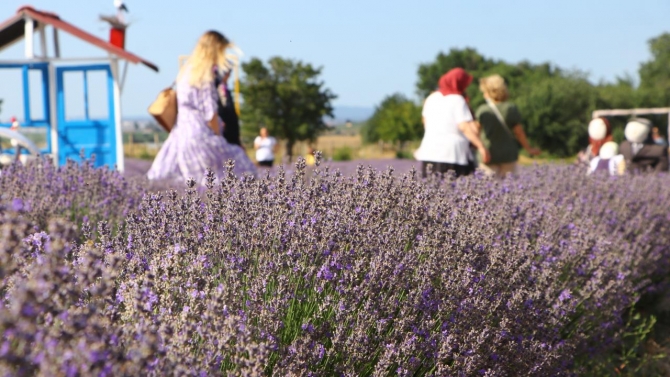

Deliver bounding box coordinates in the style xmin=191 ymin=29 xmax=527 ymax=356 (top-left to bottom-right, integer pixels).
xmin=475 ymin=74 xmax=540 ymax=178
xmin=148 ymin=31 xmax=256 ymax=184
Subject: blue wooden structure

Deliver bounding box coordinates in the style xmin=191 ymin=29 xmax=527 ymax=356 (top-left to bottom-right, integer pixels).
xmin=0 ymin=6 xmax=158 ymax=171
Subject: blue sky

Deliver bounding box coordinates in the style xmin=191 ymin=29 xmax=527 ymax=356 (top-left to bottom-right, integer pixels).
xmin=0 ymin=0 xmax=669 ymax=120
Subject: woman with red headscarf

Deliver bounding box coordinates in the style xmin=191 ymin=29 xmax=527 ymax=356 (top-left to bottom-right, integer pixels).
xmin=414 ymin=68 xmax=490 ymax=178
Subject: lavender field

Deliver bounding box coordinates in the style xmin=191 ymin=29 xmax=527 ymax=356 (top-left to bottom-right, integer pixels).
xmin=123 ymin=158 xmax=422 ymax=181
xmin=1 ymin=157 xmax=670 ymax=376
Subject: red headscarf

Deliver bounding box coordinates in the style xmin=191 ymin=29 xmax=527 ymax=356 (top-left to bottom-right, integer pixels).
xmin=438 ymin=68 xmax=473 ymax=96
xmin=589 ymin=117 xmax=613 ymax=156
xmin=438 ymin=68 xmax=474 ymax=116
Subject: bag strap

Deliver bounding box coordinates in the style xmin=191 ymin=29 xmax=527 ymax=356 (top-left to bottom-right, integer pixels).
xmin=485 ymin=98 xmax=513 ymax=137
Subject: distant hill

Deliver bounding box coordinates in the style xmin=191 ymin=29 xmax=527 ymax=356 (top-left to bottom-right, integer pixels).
xmin=124 ymin=106 xmax=375 ymax=128
xmin=328 ymin=106 xmax=374 ymax=124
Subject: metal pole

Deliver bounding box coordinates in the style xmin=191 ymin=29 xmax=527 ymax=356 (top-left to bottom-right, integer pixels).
xmin=48 ymin=63 xmax=59 ymax=166
xmin=53 ymin=28 xmax=60 ymax=58
xmin=83 ymin=70 xmax=90 ymax=120
xmin=39 ymin=27 xmax=47 ymax=58
xmin=119 ymin=60 xmax=129 ymax=94
xmin=110 ymin=58 xmax=125 ymax=172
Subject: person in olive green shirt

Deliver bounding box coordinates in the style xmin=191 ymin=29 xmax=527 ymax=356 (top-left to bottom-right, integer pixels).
xmin=475 ymin=74 xmax=540 ymax=178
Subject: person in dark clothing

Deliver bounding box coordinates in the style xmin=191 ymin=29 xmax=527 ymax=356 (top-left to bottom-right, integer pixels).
xmin=214 ymin=67 xmax=242 ymax=147
xmin=619 ymin=118 xmax=669 ymax=173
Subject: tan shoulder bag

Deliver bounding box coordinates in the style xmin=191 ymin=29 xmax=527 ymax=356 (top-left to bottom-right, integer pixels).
xmin=148 ymin=84 xmax=177 ymax=132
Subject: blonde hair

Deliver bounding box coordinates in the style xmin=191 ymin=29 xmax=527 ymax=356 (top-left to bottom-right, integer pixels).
xmin=180 ymin=31 xmax=231 ymax=87
xmin=479 ymin=74 xmax=509 ymax=102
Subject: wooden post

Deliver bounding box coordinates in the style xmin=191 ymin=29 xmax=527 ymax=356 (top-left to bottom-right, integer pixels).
xmin=128 ymin=132 xmax=133 ymax=155
xmin=154 ymin=132 xmax=159 ymax=149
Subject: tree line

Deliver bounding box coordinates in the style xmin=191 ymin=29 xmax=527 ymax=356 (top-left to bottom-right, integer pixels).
xmin=362 ymin=33 xmax=670 ymax=157
xmin=4 ymin=35 xmax=668 ymax=160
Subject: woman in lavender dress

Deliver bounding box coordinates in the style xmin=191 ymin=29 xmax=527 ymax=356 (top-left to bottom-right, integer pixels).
xmin=147 ymin=31 xmax=256 ymax=184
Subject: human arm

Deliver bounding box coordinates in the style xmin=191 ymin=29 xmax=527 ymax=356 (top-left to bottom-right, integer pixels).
xmin=456 ymin=98 xmax=489 ymax=163
xmin=208 ymin=117 xmax=221 ymax=135
xmin=502 ymin=104 xmax=540 ymax=156
xmin=200 ymin=81 xmax=224 ymax=136
xmin=458 ymin=121 xmax=490 ymax=164
xmin=471 ymin=121 xmax=482 ymax=135
xmin=512 ymin=124 xmax=541 ymax=156
xmin=254 ymin=137 xmax=261 ymax=150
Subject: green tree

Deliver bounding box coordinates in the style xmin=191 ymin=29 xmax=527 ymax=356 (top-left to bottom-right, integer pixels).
xmin=417 ymin=48 xmax=599 ymax=156
xmin=240 ymin=57 xmax=336 ymax=161
xmin=639 ymin=33 xmax=670 ymax=108
xmin=359 ymin=118 xmax=379 ymax=144
xmin=364 ymin=94 xmax=422 ymax=146
xmin=405 ymin=34 xmax=670 ymax=157
xmin=416 ymin=48 xmax=558 ymax=110
xmin=637 ymin=33 xmax=670 ymax=135
xmin=416 ymin=48 xmax=495 ymax=105
xmin=593 ymin=76 xmax=639 ymax=142
xmin=515 ymin=73 xmax=596 ymax=157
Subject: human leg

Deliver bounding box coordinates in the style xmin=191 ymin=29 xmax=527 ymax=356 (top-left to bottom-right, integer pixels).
xmin=497 ymin=162 xmax=518 ymax=176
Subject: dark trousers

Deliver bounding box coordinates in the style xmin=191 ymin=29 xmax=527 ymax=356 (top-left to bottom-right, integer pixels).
xmin=258 ymin=160 xmax=274 ymax=168
xmin=421 ymin=161 xmax=473 ymax=178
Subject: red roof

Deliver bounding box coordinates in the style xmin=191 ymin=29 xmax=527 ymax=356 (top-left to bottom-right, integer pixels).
xmin=0 ymin=6 xmax=158 ymax=72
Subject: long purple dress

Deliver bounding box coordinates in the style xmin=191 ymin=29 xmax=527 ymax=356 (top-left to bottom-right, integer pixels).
xmin=147 ymin=69 xmax=257 ymax=184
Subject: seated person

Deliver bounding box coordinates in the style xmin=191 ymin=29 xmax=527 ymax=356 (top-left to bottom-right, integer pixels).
xmin=577 ymin=117 xmax=612 ymax=164
xmin=588 ymin=141 xmax=625 ymax=176
xmin=652 ymin=127 xmax=668 ymax=147
xmin=619 ymin=118 xmax=669 ymax=173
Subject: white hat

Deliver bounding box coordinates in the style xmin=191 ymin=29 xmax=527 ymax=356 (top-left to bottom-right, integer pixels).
xmin=588 ymin=118 xmax=608 ymax=140
xmin=599 ymin=141 xmax=618 ymax=159
xmin=624 ymin=118 xmax=652 ymax=143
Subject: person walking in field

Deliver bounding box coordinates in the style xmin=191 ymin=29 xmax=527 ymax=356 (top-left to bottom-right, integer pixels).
xmin=254 ymin=127 xmax=278 ymax=167
xmin=147 ymin=30 xmax=256 ymax=184
xmin=414 ymin=68 xmax=490 ymax=178
xmin=475 ymin=74 xmax=540 ymax=178
xmin=214 ymin=65 xmax=243 ymax=147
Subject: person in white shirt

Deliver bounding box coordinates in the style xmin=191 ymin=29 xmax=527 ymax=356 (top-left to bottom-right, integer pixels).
xmin=254 ymin=127 xmax=278 ymax=167
xmin=414 ymin=68 xmax=490 ymax=178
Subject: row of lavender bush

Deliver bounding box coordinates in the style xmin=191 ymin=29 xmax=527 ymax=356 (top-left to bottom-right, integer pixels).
xmin=1 ymin=157 xmax=669 ymax=376
xmin=0 ymin=158 xmax=146 ymax=236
